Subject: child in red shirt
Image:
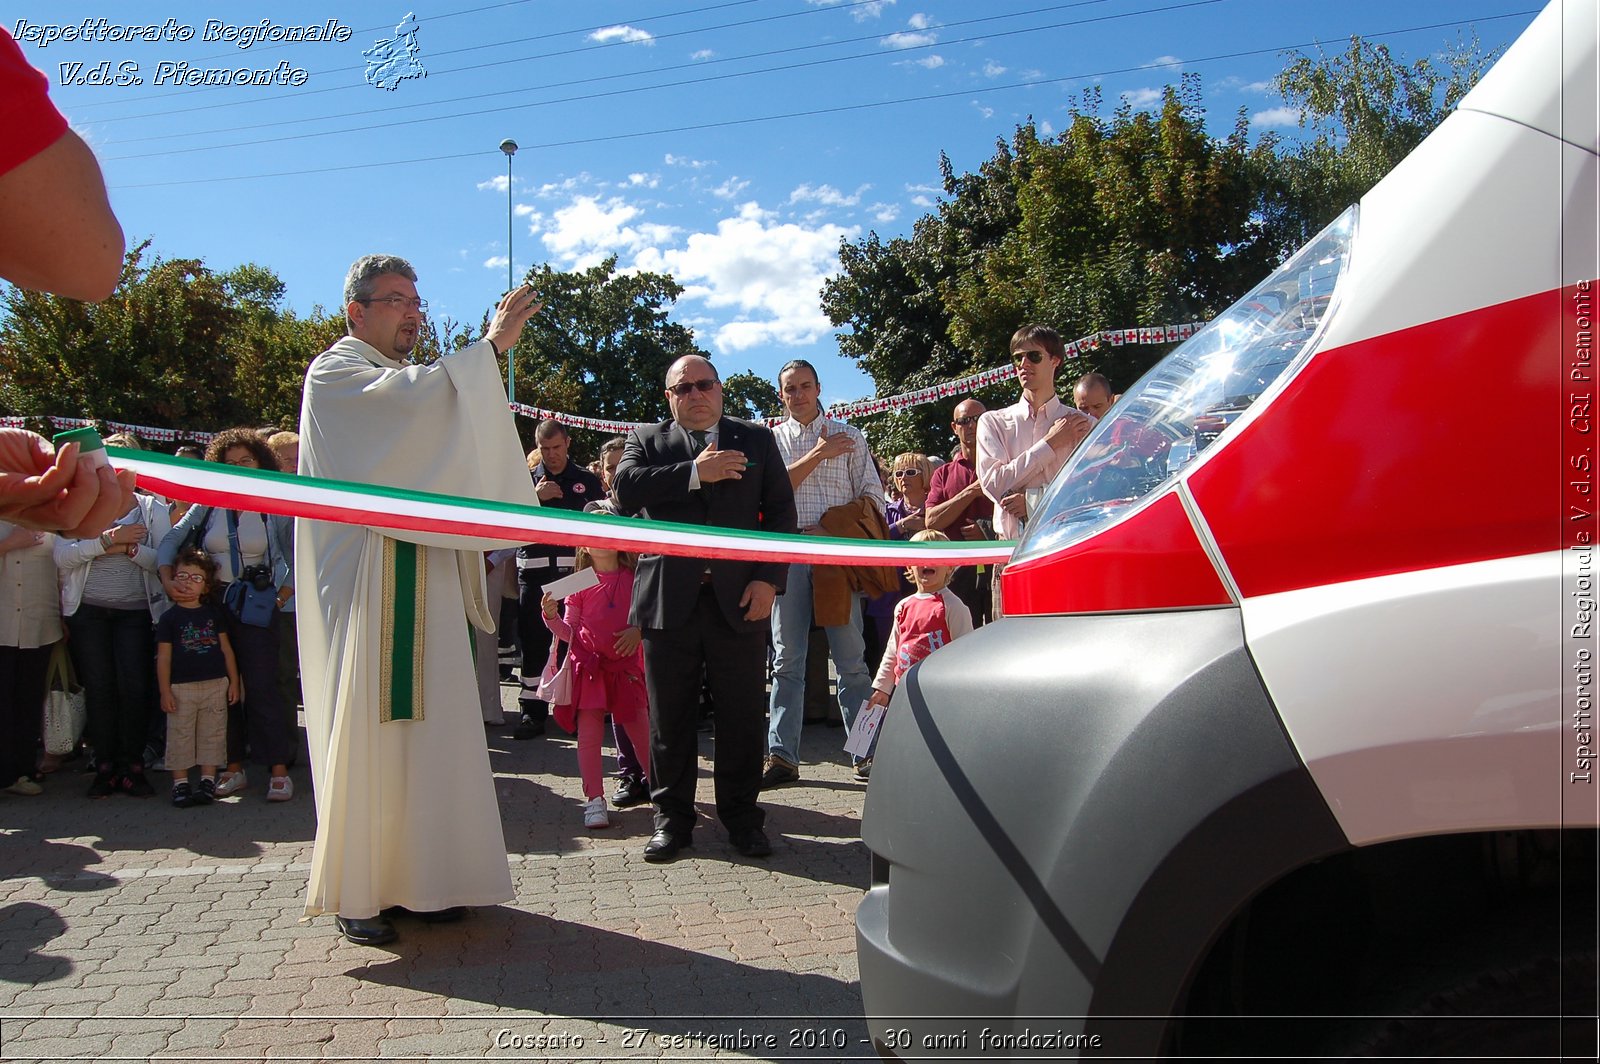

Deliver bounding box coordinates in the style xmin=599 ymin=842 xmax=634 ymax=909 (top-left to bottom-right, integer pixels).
xmin=864 ymin=531 xmax=974 ymax=778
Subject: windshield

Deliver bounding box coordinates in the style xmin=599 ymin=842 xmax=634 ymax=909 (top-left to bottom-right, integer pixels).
xmin=1012 ymin=205 xmax=1358 ymax=564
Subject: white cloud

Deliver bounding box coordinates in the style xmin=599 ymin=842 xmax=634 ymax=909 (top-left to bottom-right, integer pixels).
xmin=627 ymin=172 xmax=660 ymax=188
xmin=664 ymin=153 xmax=711 ymax=169
xmin=633 ymin=201 xmax=859 ymax=352
xmin=907 ymin=181 xmax=940 ymax=208
xmin=871 ymin=202 xmax=900 ymax=223
xmin=1252 ymin=106 xmax=1303 ymax=128
xmin=483 ymin=255 xmax=509 ymax=270
xmin=971 ymin=100 xmax=994 ymax=120
xmin=690 ymin=48 xmax=715 ymax=61
xmin=982 ymin=59 xmax=1006 ymax=78
xmin=707 ymin=176 xmax=751 ymax=199
xmin=534 ymin=174 xmax=590 ymax=198
xmin=882 ymin=30 xmax=936 ymax=48
xmin=1017 ymin=67 xmax=1043 ymax=80
xmin=536 ymin=195 xmax=680 ymax=268
xmin=805 ymin=0 xmax=897 ymax=19
xmin=908 ymin=12 xmax=933 ymax=30
xmin=477 ymin=175 xmax=510 ymax=193
xmin=1121 ymin=87 xmax=1164 ymax=108
xmin=1143 ymin=54 xmax=1183 ymax=71
xmin=1217 ymin=75 xmax=1275 ymax=94
xmin=789 ymin=183 xmax=870 ymax=208
xmin=590 ymin=25 xmax=654 ymax=45
xmin=1038 ymin=119 xmax=1055 ymax=137
xmin=898 ymin=54 xmax=944 ymax=69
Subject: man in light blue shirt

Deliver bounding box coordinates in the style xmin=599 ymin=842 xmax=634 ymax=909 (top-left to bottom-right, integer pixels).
xmin=763 ymin=359 xmax=882 ymax=787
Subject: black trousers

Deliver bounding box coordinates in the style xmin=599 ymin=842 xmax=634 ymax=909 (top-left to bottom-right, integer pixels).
xmin=0 ymin=644 xmax=50 ymax=782
xmin=227 ymin=611 xmax=293 ymax=768
xmin=641 ymin=585 xmax=766 ymax=836
xmin=517 ymin=565 xmax=572 ymax=722
xmin=68 ymin=605 xmax=153 ymax=771
xmin=949 ymin=561 xmax=993 ymax=628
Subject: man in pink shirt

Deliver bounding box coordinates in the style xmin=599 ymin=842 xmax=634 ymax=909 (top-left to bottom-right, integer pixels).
xmin=975 ymin=325 xmax=1094 ymax=616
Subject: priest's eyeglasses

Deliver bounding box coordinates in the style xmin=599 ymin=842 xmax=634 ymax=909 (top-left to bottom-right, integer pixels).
xmin=358 ymin=295 xmax=428 ymax=313
xmin=668 ymin=379 xmax=720 ymax=397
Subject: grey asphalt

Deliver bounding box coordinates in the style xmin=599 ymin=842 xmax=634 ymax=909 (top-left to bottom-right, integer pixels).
xmin=0 ymin=683 xmax=876 ymax=1062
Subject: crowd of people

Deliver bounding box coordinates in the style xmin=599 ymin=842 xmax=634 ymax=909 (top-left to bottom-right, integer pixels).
xmin=0 ymin=31 xmax=1123 ymax=945
xmin=0 ymin=247 xmax=1112 ymax=947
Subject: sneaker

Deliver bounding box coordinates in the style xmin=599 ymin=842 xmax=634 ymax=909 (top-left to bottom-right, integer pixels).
xmin=195 ymin=777 xmax=217 ymax=804
xmin=87 ymin=767 xmax=117 ymax=799
xmin=612 ymin=775 xmax=650 ymax=808
xmin=215 ymin=770 xmax=248 ymax=797
xmin=267 ymin=776 xmax=294 ymax=802
xmin=171 ymin=781 xmax=193 ymax=808
xmin=759 ymin=754 xmax=800 ymax=790
xmin=853 ymin=758 xmax=873 ymax=782
xmin=582 ymin=796 xmax=610 ymax=830
xmin=5 ymin=775 xmax=43 ymax=796
xmin=121 ymin=771 xmax=155 ymax=798
xmin=148 ymin=756 xmax=168 ymax=773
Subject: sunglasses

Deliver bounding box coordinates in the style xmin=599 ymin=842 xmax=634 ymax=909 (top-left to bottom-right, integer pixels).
xmin=893 ymin=468 xmax=922 ymax=479
xmin=952 ymin=415 xmax=981 ymax=427
xmin=667 ymin=378 xmax=719 ymax=397
xmin=1012 ymin=350 xmax=1049 ymax=365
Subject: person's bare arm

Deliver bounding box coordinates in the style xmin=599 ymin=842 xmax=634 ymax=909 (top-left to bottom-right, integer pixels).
xmin=0 ymin=129 xmax=123 ymax=301
xmin=922 ymin=480 xmax=984 ymax=532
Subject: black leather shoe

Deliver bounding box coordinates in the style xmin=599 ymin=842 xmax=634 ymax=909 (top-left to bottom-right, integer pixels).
xmin=337 ymin=915 xmax=397 ymax=945
xmin=382 ymin=905 xmax=466 ymax=924
xmin=612 ymin=775 xmax=650 ymax=808
xmin=642 ymin=829 xmax=692 ymax=863
xmin=729 ymin=827 xmax=772 ymax=858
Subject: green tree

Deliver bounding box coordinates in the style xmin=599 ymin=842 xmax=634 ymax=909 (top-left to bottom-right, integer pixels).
xmin=822 ymin=126 xmax=1036 ymax=457
xmin=1271 ymin=33 xmax=1501 ymax=242
xmin=505 ymin=256 xmax=718 ymax=455
xmin=0 ymin=242 xmax=340 ymax=436
xmin=947 ymin=78 xmax=1282 ymax=394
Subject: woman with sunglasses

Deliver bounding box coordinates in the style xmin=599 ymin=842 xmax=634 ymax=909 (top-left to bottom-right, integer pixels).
xmin=864 ymin=452 xmax=936 ymax=679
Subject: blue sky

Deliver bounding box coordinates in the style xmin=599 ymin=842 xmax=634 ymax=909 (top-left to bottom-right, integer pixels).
xmin=14 ymin=0 xmax=1538 ymax=415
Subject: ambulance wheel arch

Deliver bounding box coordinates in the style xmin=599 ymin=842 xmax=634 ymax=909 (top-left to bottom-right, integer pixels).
xmin=1166 ymin=826 xmax=1597 ymax=1057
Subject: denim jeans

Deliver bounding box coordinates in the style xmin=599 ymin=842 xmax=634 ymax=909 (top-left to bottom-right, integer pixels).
xmin=767 ymin=563 xmax=874 ymax=765
xmin=68 ymin=604 xmax=154 ymax=771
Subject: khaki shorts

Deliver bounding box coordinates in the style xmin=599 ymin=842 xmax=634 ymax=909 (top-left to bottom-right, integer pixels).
xmin=166 ymin=676 xmax=229 ymax=770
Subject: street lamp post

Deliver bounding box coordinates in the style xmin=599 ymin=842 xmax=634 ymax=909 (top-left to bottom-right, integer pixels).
xmin=499 ymin=138 xmax=518 ymax=401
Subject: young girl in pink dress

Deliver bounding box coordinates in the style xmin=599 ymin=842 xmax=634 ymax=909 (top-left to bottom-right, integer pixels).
xmin=541 ymin=544 xmax=651 ymax=829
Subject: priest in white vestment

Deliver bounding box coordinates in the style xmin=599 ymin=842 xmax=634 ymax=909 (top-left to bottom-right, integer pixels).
xmin=296 ymin=254 xmax=543 ymax=945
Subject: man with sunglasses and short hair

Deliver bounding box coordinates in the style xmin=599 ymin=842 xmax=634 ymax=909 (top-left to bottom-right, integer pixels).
xmin=975 ymin=325 xmax=1095 ymax=617
xmin=923 ymin=397 xmax=995 ymax=626
xmin=613 ymin=355 xmax=796 ymax=863
xmin=296 ymin=255 xmax=544 ymax=944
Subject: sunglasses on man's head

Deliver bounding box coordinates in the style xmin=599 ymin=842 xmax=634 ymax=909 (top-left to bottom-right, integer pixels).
xmin=667 ymin=378 xmax=719 ymax=397
xmin=1012 ymin=350 xmax=1048 ymax=365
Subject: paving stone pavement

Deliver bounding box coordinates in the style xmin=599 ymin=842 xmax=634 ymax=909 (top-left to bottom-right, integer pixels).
xmin=0 ymin=685 xmax=879 ymax=1062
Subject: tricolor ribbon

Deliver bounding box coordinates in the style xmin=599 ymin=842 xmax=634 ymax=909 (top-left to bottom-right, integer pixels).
xmin=112 ymin=448 xmax=1016 ymax=567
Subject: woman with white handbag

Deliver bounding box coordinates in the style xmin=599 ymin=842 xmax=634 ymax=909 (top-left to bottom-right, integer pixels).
xmin=0 ymin=519 xmax=62 ymax=794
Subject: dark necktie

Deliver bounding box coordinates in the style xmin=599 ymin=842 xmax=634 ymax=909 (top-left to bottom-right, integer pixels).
xmin=690 ymin=430 xmax=708 ymax=454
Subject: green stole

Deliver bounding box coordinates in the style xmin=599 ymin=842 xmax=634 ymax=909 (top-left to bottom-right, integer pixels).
xmin=380 ymin=538 xmax=426 ymax=722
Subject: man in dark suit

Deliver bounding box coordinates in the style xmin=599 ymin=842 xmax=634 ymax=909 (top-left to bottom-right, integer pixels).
xmin=613 ymin=355 xmax=796 ymax=862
